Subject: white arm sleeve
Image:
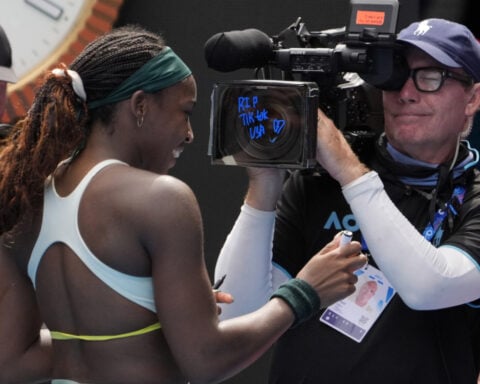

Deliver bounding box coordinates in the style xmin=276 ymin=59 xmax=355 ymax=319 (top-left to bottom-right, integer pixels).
xmin=215 ymin=204 xmax=289 ymax=320
xmin=343 ymin=171 xmax=480 ymax=310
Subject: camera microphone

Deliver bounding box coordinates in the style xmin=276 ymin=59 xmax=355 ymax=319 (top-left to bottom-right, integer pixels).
xmin=204 ymin=28 xmax=274 ymax=72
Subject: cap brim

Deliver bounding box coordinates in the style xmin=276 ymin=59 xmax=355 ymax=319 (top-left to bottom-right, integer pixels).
xmin=398 ymin=39 xmax=461 ymax=68
xmin=0 ymin=66 xmax=18 ymax=83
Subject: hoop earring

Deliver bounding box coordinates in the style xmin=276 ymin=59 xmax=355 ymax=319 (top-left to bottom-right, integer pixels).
xmin=137 ymin=114 xmax=144 ymax=128
xmin=185 ymin=129 xmax=193 ymax=143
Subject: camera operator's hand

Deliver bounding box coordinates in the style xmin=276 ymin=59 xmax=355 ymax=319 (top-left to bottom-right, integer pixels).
xmin=315 ymin=109 xmax=369 ymax=186
xmin=296 ymin=233 xmax=367 ymax=308
xmin=244 ymin=167 xmax=286 ymax=211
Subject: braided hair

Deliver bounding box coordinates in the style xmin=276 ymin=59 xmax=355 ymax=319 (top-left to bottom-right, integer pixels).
xmin=0 ymin=25 xmax=165 ymax=234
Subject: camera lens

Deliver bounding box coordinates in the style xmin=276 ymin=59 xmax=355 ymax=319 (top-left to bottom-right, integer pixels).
xmin=211 ymin=80 xmax=318 ymax=168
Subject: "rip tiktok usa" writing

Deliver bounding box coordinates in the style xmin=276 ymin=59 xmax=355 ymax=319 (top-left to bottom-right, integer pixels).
xmin=238 ymin=96 xmax=286 ymax=142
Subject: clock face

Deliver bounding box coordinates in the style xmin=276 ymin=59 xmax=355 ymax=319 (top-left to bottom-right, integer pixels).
xmin=0 ymin=0 xmax=124 ymax=123
xmin=0 ymin=0 xmax=90 ymax=81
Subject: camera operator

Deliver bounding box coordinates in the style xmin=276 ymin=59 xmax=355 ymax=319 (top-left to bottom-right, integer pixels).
xmin=215 ymin=18 xmax=480 ymax=383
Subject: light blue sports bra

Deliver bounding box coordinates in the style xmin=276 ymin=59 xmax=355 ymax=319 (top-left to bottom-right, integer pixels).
xmin=28 ymin=159 xmax=156 ymax=313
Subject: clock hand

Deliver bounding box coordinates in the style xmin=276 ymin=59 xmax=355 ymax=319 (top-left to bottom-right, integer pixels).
xmin=25 ymin=0 xmax=63 ymax=20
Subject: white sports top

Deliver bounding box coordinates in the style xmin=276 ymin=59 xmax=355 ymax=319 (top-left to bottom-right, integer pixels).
xmin=28 ymin=159 xmax=156 ymax=313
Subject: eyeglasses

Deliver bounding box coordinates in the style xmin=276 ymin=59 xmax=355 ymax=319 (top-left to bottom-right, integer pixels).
xmin=405 ymin=67 xmax=474 ymax=93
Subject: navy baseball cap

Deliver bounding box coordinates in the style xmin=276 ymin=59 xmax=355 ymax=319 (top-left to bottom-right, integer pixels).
xmin=0 ymin=25 xmax=17 ymax=83
xmin=397 ymin=18 xmax=480 ymax=82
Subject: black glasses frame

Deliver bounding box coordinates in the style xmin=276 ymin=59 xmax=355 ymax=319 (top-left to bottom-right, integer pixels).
xmin=408 ymin=67 xmax=474 ymax=93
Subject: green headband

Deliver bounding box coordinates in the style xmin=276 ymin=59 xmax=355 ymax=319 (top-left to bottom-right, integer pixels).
xmin=87 ymin=46 xmax=192 ymax=109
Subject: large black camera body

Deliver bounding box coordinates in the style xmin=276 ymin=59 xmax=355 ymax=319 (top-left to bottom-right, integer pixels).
xmin=206 ymin=0 xmax=406 ymax=168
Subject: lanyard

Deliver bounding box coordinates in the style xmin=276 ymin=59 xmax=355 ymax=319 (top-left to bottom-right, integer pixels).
xmin=422 ymin=185 xmax=466 ymax=243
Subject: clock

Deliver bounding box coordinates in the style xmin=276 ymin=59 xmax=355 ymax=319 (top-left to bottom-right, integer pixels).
xmin=0 ymin=0 xmax=124 ymax=123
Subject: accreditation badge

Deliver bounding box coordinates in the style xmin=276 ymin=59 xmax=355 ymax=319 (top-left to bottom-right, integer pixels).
xmin=320 ymin=264 xmax=395 ymax=342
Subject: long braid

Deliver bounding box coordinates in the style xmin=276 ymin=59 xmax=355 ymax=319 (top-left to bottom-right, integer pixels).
xmin=0 ymin=25 xmax=165 ymax=235
xmin=0 ymin=71 xmax=87 ymax=234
